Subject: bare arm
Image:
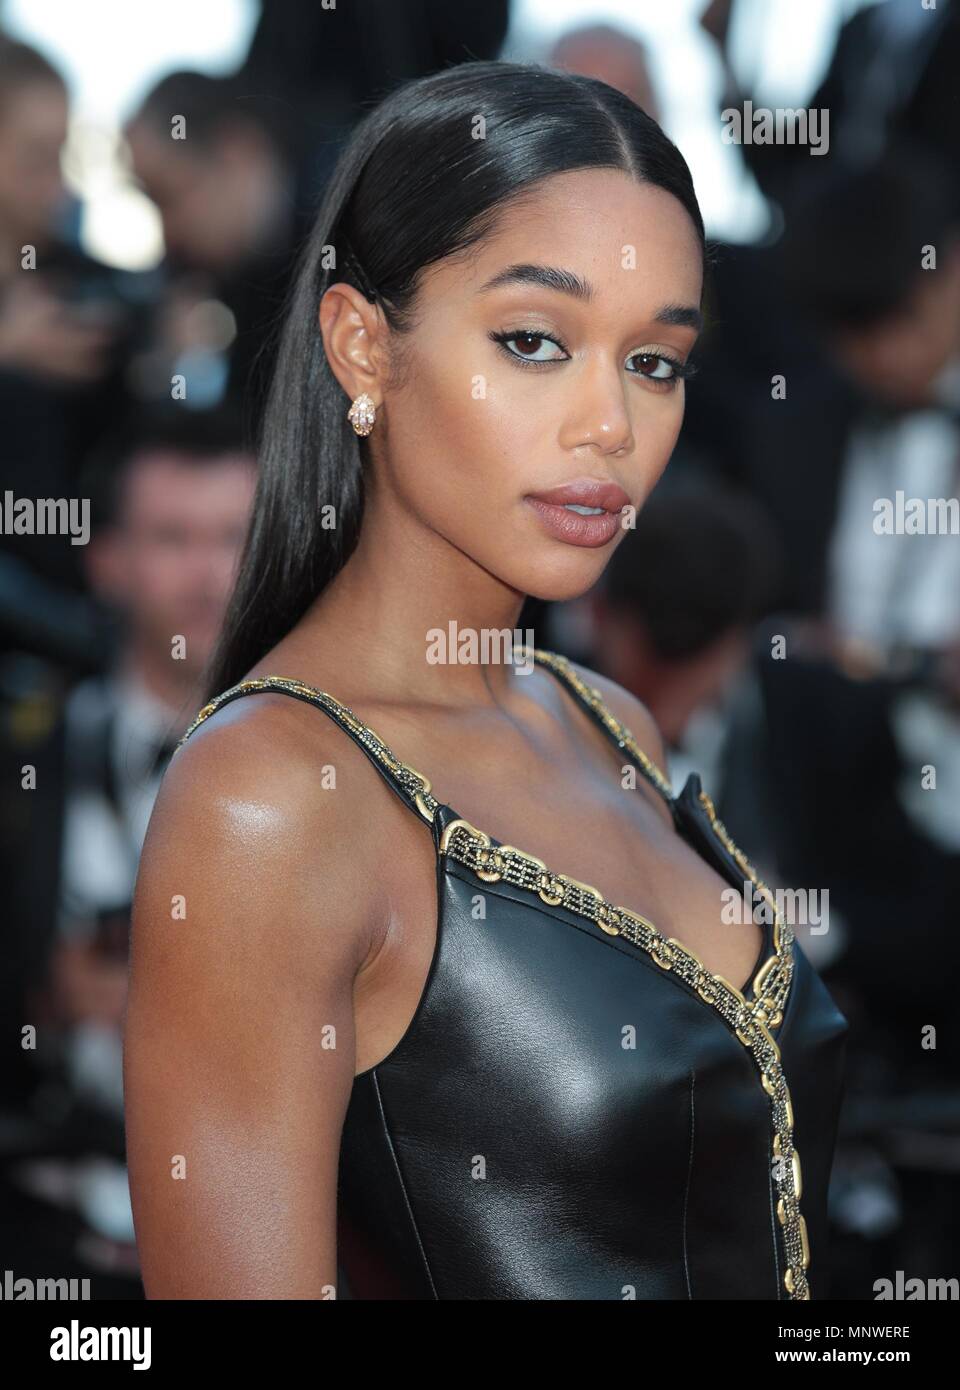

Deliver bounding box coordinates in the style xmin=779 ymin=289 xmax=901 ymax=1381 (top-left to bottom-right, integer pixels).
xmin=123 ymin=697 xmax=382 ymax=1298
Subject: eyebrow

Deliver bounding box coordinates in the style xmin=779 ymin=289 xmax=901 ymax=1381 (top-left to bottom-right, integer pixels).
xmin=477 ymin=262 xmax=702 ymax=333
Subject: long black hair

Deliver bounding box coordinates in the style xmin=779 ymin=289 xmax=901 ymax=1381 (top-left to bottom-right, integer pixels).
xmin=204 ymin=60 xmax=707 ymax=699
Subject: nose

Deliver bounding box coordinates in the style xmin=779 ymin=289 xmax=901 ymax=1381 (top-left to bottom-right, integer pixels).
xmin=557 ymin=357 xmax=634 ymax=458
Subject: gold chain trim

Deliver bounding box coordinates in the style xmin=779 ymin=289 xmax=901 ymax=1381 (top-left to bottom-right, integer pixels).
xmin=175 ymin=675 xmax=439 ymax=823
xmin=696 ymin=788 xmax=793 ymax=1028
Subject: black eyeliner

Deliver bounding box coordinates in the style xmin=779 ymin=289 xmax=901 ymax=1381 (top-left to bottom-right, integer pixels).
xmin=490 ymin=329 xmax=697 ymax=385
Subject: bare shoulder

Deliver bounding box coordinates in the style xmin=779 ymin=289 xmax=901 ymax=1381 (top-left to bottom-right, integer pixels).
xmin=137 ymin=688 xmax=387 ymax=971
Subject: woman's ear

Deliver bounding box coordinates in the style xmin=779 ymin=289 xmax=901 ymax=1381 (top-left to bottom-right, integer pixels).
xmin=318 ymin=282 xmax=386 ymax=402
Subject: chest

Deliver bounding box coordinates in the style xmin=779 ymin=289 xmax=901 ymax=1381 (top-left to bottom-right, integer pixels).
xmin=409 ymin=745 xmax=767 ymax=993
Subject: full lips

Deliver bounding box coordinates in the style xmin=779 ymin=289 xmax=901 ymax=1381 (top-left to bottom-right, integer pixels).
xmin=524 ymin=497 xmax=624 ymax=547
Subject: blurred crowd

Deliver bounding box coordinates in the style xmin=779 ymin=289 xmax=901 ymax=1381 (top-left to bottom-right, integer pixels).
xmin=1 ymin=0 xmax=958 ymax=1300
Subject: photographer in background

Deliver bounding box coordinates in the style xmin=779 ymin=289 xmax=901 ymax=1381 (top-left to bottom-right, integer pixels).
xmin=0 ymin=35 xmax=155 ymax=673
xmin=123 ymin=69 xmax=307 ymax=439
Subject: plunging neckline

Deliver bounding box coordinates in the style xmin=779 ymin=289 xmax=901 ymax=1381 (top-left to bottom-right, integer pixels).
xmin=435 ymin=797 xmax=775 ymax=1004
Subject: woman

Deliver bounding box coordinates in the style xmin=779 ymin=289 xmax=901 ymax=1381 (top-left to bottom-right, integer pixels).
xmin=125 ymin=60 xmax=848 ymax=1300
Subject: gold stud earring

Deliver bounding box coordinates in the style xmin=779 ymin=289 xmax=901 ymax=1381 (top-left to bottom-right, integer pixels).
xmin=347 ymin=392 xmax=376 ymax=436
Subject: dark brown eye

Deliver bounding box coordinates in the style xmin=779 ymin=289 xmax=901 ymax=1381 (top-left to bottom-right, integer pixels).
xmin=514 ymin=333 xmax=543 ymax=356
xmin=631 ymin=353 xmax=676 ymax=381
xmin=491 ymin=329 xmax=569 ymax=364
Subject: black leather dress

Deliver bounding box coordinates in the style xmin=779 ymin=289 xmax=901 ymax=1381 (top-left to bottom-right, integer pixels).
xmin=177 ymin=646 xmax=848 ymax=1300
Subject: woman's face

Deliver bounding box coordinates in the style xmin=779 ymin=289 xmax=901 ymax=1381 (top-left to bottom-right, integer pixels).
xmin=335 ymin=167 xmax=703 ymax=602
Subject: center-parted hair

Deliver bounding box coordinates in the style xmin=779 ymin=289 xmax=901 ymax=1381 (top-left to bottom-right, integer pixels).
xmin=204 ymin=59 xmax=707 ymax=698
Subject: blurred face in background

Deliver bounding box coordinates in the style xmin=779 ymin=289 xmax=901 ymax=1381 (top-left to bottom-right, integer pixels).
xmin=0 ymin=78 xmax=68 ymax=246
xmin=549 ymin=28 xmax=660 ymax=122
xmin=830 ymin=238 xmax=960 ymax=409
xmin=124 ymin=117 xmax=273 ymax=271
xmin=88 ymin=450 xmax=256 ymax=677
xmin=594 ymin=598 xmax=750 ymax=745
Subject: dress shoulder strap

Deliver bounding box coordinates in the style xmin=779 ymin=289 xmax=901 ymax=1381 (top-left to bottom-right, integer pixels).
xmin=522 ymin=646 xmax=676 ymax=808
xmin=174 ymin=675 xmax=440 ymax=825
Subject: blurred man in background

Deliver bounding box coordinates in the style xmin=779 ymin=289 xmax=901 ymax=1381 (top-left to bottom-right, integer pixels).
xmin=0 ymin=408 xmax=255 ymax=1294
xmin=586 ymin=485 xmax=780 ymax=750
xmin=781 ymin=143 xmax=960 ymax=663
xmin=766 ymin=143 xmax=960 ymax=890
